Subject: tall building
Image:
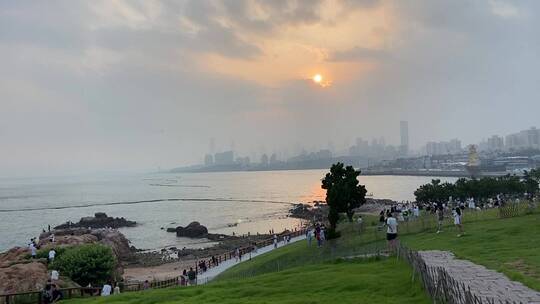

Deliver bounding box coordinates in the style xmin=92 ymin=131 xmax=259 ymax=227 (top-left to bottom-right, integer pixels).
xmin=400 ymin=121 xmax=409 ymax=156
xmin=487 ymin=135 xmax=504 ymax=151
xmin=214 ymin=151 xmax=234 ymax=165
xmin=505 ymin=127 xmax=540 ymax=150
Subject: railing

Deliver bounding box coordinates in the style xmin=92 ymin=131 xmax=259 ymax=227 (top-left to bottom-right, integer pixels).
xmin=397 ymin=245 xmax=523 ymax=304
xmin=0 ymin=229 xmax=306 ymax=304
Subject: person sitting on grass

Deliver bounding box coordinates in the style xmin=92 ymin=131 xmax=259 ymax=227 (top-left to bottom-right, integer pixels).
xmin=386 ymin=212 xmax=398 ymax=253
xmin=453 ymin=206 xmax=464 ymax=237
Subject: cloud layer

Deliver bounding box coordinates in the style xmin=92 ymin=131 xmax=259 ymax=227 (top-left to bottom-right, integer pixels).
xmin=1 ymin=0 xmax=539 ymax=176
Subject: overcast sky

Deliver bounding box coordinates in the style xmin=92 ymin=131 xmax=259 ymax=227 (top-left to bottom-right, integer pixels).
xmin=1 ymin=0 xmax=540 ymax=176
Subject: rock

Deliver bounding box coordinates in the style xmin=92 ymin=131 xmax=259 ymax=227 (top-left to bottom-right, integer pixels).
xmin=0 ymin=247 xmax=30 ymax=268
xmin=39 ymin=228 xmax=133 ymax=262
xmin=175 ymin=221 xmax=208 ymax=238
xmin=54 ymin=213 xmax=136 ymax=229
xmin=166 ymin=227 xmax=176 ymax=233
xmin=0 ymin=262 xmax=49 ymax=294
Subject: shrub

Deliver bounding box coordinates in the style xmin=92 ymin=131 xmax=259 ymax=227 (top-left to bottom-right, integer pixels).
xmin=51 ymin=244 xmax=116 ymax=286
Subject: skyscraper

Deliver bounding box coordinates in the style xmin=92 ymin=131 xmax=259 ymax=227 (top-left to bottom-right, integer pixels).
xmin=400 ymin=121 xmax=409 ymax=156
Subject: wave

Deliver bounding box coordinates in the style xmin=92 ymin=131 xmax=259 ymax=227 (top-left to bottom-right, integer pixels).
xmin=0 ymin=197 xmax=294 ymax=213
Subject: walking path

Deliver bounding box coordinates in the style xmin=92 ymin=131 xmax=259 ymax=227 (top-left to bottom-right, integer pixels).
xmin=196 ymin=234 xmax=306 ymax=285
xmin=419 ymin=250 xmax=540 ymax=303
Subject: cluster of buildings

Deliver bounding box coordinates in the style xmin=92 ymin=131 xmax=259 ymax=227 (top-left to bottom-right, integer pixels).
xmin=179 ymin=124 xmax=539 ymax=174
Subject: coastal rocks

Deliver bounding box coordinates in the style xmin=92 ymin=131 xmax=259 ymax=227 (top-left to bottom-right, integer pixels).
xmin=54 ymin=212 xmax=136 ymax=229
xmin=289 ymin=203 xmax=327 ymax=221
xmin=39 ymin=228 xmax=134 ymax=262
xmin=0 ymin=262 xmax=49 ymax=295
xmin=173 ymin=222 xmax=209 ymax=238
xmin=0 ymin=247 xmax=30 ymax=268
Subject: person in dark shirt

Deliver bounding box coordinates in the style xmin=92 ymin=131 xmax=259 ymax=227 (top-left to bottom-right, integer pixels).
xmin=51 ymin=284 xmax=63 ymax=303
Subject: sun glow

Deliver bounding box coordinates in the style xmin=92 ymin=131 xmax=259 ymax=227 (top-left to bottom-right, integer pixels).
xmin=313 ymin=74 xmax=323 ymax=83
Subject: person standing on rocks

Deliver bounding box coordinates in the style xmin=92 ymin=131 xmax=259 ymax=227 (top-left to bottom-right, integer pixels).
xmin=29 ymin=242 xmax=37 ymax=259
xmin=48 ymin=248 xmax=56 ymax=264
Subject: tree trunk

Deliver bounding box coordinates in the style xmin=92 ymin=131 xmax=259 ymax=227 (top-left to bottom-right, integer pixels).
xmin=346 ymin=210 xmax=354 ymax=222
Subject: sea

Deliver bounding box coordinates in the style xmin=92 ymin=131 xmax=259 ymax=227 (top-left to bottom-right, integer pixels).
xmin=0 ymin=170 xmax=458 ymax=252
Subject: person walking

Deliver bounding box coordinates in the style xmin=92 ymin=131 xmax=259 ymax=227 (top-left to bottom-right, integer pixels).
xmin=307 ymin=229 xmax=313 ymax=246
xmin=453 ymin=207 xmax=464 ymax=237
xmin=187 ymin=267 xmax=197 ymax=286
xmin=101 ymin=281 xmax=112 ymax=296
xmin=386 ymin=212 xmax=398 ymax=253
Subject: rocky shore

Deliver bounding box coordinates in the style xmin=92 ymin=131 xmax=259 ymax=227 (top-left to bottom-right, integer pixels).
xmin=54 ymin=212 xmax=136 ymax=229
xmin=0 ymin=226 xmax=134 ymax=295
xmin=288 ymin=198 xmax=398 ymax=221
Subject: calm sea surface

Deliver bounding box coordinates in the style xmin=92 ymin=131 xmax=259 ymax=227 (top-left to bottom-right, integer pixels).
xmin=0 ymin=170 xmax=457 ymax=251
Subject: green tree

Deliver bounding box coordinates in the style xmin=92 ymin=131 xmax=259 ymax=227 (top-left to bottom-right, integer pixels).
xmin=51 ymin=244 xmax=116 ymax=286
xmin=523 ymin=169 xmax=540 ymax=196
xmin=321 ymin=163 xmax=367 ymax=236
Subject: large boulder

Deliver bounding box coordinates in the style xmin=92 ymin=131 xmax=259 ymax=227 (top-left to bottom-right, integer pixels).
xmin=0 ymin=247 xmax=29 ymax=268
xmin=54 ymin=213 xmax=136 ymax=229
xmin=175 ymin=222 xmax=208 ymax=238
xmin=39 ymin=228 xmax=133 ymax=262
xmin=0 ymin=262 xmax=49 ymax=294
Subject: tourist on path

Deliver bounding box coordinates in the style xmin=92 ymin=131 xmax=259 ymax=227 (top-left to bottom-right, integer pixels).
xmin=187 ymin=267 xmax=197 ymax=286
xmin=386 ymin=212 xmax=398 ymax=252
xmin=101 ymin=281 xmax=112 ymax=296
xmin=273 ymin=234 xmax=278 ymax=248
xmin=113 ymin=282 xmax=121 ymax=295
xmin=306 ymin=229 xmax=312 ymax=246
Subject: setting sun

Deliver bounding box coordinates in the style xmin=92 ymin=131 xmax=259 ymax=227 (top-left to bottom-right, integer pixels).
xmin=313 ymin=74 xmax=323 ymax=83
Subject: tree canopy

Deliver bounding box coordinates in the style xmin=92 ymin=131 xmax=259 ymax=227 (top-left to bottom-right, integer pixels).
xmin=321 ymin=163 xmax=367 ymax=236
xmin=414 ymin=171 xmax=539 ymax=203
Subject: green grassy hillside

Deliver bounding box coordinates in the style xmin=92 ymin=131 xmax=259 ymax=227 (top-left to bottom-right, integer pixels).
xmin=403 ymin=212 xmax=540 ymax=290
xmin=64 ymin=259 xmax=429 ymax=304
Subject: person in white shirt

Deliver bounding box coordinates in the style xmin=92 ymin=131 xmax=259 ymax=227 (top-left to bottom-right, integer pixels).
xmin=453 ymin=207 xmax=464 ymax=237
xmin=48 ymin=249 xmax=56 ymax=263
xmin=386 ymin=213 xmax=398 ymax=252
xmin=101 ymin=282 xmax=112 ymax=296
xmin=51 ymin=270 xmax=59 ymax=281
xmin=29 ymin=243 xmax=37 ymax=259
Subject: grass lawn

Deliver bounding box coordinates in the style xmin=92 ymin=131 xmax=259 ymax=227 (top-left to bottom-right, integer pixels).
xmin=64 ymin=259 xmax=429 ymax=304
xmin=402 ymin=212 xmax=540 ymax=291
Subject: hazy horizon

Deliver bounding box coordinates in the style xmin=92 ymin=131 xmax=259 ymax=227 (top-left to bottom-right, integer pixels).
xmin=2 ymin=0 xmax=540 ymax=177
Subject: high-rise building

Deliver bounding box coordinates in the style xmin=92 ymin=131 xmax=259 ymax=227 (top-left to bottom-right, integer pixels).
xmin=400 ymin=121 xmax=409 ymax=156
xmin=505 ymin=127 xmax=540 ymax=150
xmin=204 ymin=154 xmax=214 ymax=166
xmin=214 ymin=151 xmax=234 ymax=165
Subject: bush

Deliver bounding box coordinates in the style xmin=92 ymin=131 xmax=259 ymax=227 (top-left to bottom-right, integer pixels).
xmin=51 ymin=244 xmax=116 ymax=286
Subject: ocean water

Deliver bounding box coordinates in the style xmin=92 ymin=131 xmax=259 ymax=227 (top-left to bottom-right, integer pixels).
xmin=0 ymin=170 xmax=457 ymax=251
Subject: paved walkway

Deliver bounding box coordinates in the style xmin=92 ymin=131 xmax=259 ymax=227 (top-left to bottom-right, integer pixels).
xmin=419 ymin=250 xmax=540 ymax=303
xmin=196 ymin=234 xmax=306 ymax=284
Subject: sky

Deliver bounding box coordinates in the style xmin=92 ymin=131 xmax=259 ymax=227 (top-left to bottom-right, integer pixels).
xmin=1 ymin=0 xmax=540 ymax=176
